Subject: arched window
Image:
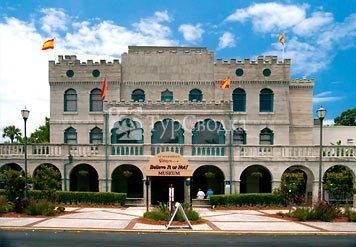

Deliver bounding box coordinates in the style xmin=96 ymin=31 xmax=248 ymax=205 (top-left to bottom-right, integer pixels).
xmin=161 ymin=89 xmax=173 ymax=102
xmin=64 ymin=89 xmax=77 ymax=112
xmin=189 ymin=89 xmax=203 ymax=102
xmin=151 ymin=119 xmax=184 ymax=144
xmin=90 ymin=88 xmax=102 ymax=112
xmin=233 ymin=128 xmax=246 ymax=144
xmin=90 ymin=127 xmax=103 ymax=144
xmin=192 ymin=119 xmax=225 ymax=144
xmin=111 ymin=118 xmax=143 ymax=144
xmin=232 ymin=88 xmax=246 ymax=112
xmin=259 ymin=88 xmax=274 ymax=112
xmin=131 ymin=89 xmax=145 ymax=102
xmin=64 ymin=127 xmax=77 ymax=144
xmin=259 ymin=128 xmax=274 ymax=145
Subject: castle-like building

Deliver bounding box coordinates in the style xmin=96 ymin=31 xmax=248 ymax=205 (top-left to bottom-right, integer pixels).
xmin=1 ymin=46 xmax=355 ymax=205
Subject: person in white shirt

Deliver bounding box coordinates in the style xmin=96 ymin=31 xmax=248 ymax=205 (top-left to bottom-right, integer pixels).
xmin=197 ymin=188 xmax=205 ymax=199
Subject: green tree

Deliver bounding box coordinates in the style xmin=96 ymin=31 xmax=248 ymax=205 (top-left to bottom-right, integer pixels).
xmin=28 ymin=117 xmax=50 ymax=143
xmin=323 ymin=166 xmax=353 ymax=202
xmin=2 ymin=125 xmax=22 ymax=143
xmin=33 ymin=165 xmax=61 ymax=201
xmin=280 ymin=172 xmax=306 ymax=211
xmin=334 ymin=108 xmax=356 ymax=126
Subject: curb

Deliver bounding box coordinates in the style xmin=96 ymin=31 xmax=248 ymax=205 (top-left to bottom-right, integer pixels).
xmin=1 ymin=227 xmax=356 ymax=236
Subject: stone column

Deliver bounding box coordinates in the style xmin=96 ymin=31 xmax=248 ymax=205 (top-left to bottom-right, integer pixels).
xmin=224 ymin=180 xmax=230 ymax=194
xmin=98 ymin=178 xmax=107 ymax=192
xmin=271 ymin=180 xmax=281 ymax=192
xmin=235 ymin=180 xmax=240 ymax=194
xmin=106 ymin=179 xmax=112 ymax=192
xmin=312 ymin=180 xmax=319 ymax=204
xmin=184 ymin=178 xmax=191 ymax=204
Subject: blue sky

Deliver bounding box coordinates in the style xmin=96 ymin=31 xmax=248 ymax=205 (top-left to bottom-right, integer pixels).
xmin=0 ymin=0 xmax=355 ymax=138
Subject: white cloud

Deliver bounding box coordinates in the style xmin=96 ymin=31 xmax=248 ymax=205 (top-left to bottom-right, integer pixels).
xmin=293 ymin=11 xmax=333 ymax=36
xmin=0 ymin=10 xmax=178 ymax=141
xmin=178 ymin=24 xmax=204 ymax=42
xmin=226 ymin=2 xmax=307 ymax=32
xmin=313 ymin=91 xmax=343 ymax=104
xmin=40 ymin=8 xmax=68 ymax=35
xmin=218 ymin=32 xmax=235 ymax=49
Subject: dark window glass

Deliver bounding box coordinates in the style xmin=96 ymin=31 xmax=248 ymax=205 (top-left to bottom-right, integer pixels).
xmin=64 ymin=89 xmax=77 ymax=112
xmin=233 ymin=128 xmax=246 ymax=144
xmin=151 ymin=119 xmax=184 ymax=144
xmin=131 ymin=89 xmax=145 ymax=102
xmin=90 ymin=127 xmax=103 ymax=144
xmin=192 ymin=119 xmax=225 ymax=144
xmin=66 ymin=70 xmax=74 ymax=78
xmin=232 ymin=88 xmax=246 ymax=112
xmin=90 ymin=88 xmax=103 ymax=111
xmin=64 ymin=127 xmax=77 ymax=144
xmin=111 ymin=118 xmax=144 ymax=144
xmin=161 ymin=89 xmax=173 ymax=102
xmin=259 ymin=88 xmax=274 ymax=112
xmin=263 ymin=68 xmax=271 ymax=77
xmin=189 ymin=89 xmax=203 ymax=102
xmin=92 ymin=69 xmax=100 ymax=77
xmin=235 ymin=68 xmax=244 ymax=77
xmin=259 ymin=128 xmax=274 ymax=145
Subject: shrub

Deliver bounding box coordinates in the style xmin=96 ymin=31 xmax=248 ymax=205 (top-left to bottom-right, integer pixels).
xmin=55 ymin=191 xmax=126 ymax=205
xmin=0 ymin=195 xmax=13 ymax=213
xmin=280 ymin=172 xmax=306 ymax=206
xmin=312 ymin=201 xmax=341 ymax=222
xmin=288 ymin=207 xmax=313 ymax=221
xmin=348 ymin=211 xmax=356 ymax=222
xmin=143 ymin=209 xmax=168 ymax=221
xmin=32 ymin=165 xmax=61 ymax=202
xmin=143 ymin=202 xmax=200 ymax=222
xmin=210 ymin=193 xmax=284 ymax=207
xmin=24 ymin=200 xmax=56 ymax=216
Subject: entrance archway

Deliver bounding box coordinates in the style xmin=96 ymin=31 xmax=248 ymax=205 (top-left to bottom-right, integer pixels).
xmin=240 ymin=165 xmax=272 ymax=193
xmin=70 ymin=164 xmax=98 ymax=192
xmin=111 ymin=165 xmax=143 ymax=197
xmin=282 ymin=166 xmax=311 ymax=204
xmin=33 ymin=163 xmax=62 ymax=190
xmin=151 ymin=176 xmax=185 ymax=205
xmin=192 ymin=165 xmax=225 ymax=197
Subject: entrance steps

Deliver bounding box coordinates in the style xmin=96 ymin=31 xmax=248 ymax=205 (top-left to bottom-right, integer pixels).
xmin=192 ymin=199 xmax=211 ymax=208
xmin=126 ymin=198 xmax=144 ymax=207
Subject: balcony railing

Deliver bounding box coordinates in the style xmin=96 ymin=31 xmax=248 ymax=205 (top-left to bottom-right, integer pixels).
xmin=0 ymin=143 xmax=355 ymax=159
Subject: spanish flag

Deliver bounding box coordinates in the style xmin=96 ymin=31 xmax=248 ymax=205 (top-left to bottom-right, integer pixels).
xmin=279 ymin=32 xmax=285 ymax=46
xmin=219 ymin=76 xmax=231 ymax=89
xmin=42 ymin=38 xmax=54 ymax=50
xmin=101 ymin=78 xmax=108 ymax=101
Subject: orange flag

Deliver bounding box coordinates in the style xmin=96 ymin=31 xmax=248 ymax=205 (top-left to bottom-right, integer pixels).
xmin=101 ymin=78 xmax=107 ymax=100
xmin=219 ymin=76 xmax=231 ymax=89
xmin=42 ymin=38 xmax=55 ymax=50
xmin=279 ymin=32 xmax=285 ymax=46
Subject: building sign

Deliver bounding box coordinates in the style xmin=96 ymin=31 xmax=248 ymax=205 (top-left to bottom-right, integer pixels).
xmin=145 ymin=152 xmax=193 ymax=177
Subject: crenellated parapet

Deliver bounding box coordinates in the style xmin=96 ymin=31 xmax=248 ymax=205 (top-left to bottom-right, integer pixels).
xmin=214 ymin=55 xmax=291 ymax=81
xmin=290 ymin=79 xmax=314 ymax=88
xmin=49 ymin=55 xmax=121 ymax=83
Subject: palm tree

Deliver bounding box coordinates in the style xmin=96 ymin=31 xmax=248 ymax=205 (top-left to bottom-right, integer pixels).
xmin=2 ymin=125 xmax=22 ymax=143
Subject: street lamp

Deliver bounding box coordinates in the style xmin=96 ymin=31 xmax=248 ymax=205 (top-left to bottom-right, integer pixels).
xmin=21 ymin=107 xmax=30 ymax=199
xmin=317 ymin=106 xmax=326 ymax=202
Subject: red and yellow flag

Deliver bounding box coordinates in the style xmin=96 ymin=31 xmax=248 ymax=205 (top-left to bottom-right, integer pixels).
xmin=219 ymin=76 xmax=231 ymax=89
xmin=279 ymin=32 xmax=285 ymax=46
xmin=101 ymin=78 xmax=108 ymax=100
xmin=42 ymin=38 xmax=55 ymax=50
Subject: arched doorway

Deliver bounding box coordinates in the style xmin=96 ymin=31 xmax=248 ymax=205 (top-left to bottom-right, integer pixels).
xmin=151 ymin=119 xmax=184 ymax=144
xmin=70 ymin=164 xmax=99 ymax=192
xmin=282 ymin=166 xmax=310 ymax=204
xmin=111 ymin=165 xmax=143 ymax=198
xmin=323 ymin=165 xmax=354 ymax=203
xmin=0 ymin=163 xmax=23 ymax=189
xmin=192 ymin=119 xmax=225 ymax=144
xmin=240 ymin=165 xmax=272 ymax=193
xmin=192 ymin=165 xmax=225 ymax=197
xmin=33 ymin=163 xmax=62 ymax=190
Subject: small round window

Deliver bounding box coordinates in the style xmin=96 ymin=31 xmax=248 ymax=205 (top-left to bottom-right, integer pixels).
xmin=92 ymin=69 xmax=100 ymax=77
xmin=66 ymin=70 xmax=74 ymax=78
xmin=263 ymin=68 xmax=271 ymax=77
xmin=235 ymin=68 xmax=244 ymax=77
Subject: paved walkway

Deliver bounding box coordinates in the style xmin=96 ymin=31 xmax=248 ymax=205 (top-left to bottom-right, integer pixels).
xmin=1 ymin=207 xmax=356 ymax=234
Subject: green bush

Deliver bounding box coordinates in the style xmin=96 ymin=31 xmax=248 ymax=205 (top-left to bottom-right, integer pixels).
xmin=143 ymin=209 xmax=168 ymax=221
xmin=24 ymin=200 xmax=56 ymax=216
xmin=210 ymin=193 xmax=284 ymax=207
xmin=26 ymin=191 xmax=126 ymax=205
xmin=348 ymin=211 xmax=356 ymax=222
xmin=312 ymin=201 xmax=341 ymax=222
xmin=143 ymin=202 xmax=200 ymax=222
xmin=287 ymin=207 xmax=313 ymax=221
xmin=0 ymin=195 xmax=13 ymax=213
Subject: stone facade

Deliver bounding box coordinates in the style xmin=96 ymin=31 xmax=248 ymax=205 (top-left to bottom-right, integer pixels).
xmin=0 ymin=46 xmax=355 ymax=205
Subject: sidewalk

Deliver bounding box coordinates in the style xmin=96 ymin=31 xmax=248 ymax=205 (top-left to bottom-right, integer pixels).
xmin=1 ymin=207 xmax=356 ymax=234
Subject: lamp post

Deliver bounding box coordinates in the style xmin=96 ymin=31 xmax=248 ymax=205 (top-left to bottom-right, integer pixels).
xmin=317 ymin=106 xmax=326 ymax=202
xmin=21 ymin=107 xmax=30 ymax=199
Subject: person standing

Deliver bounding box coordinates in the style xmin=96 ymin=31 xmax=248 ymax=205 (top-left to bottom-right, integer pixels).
xmin=197 ymin=188 xmax=205 ymax=199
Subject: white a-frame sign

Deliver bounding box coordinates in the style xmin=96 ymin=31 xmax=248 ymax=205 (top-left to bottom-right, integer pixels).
xmin=165 ymin=202 xmax=193 ymax=230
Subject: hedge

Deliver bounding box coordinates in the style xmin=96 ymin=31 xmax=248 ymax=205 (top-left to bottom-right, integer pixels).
xmin=210 ymin=193 xmax=284 ymax=207
xmin=18 ymin=190 xmax=126 ymax=206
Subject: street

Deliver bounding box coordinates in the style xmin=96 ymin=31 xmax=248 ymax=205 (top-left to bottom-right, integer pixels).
xmin=0 ymin=231 xmax=356 ymax=247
